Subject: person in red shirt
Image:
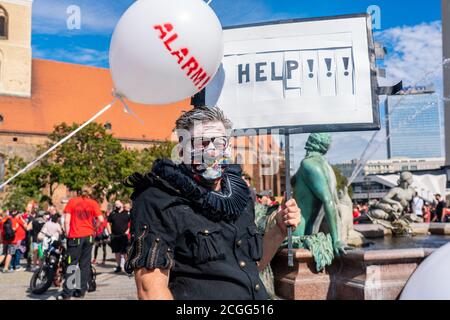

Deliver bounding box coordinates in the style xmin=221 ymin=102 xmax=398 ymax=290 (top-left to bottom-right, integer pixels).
xmin=444 ymin=206 xmax=450 ymax=223
xmin=423 ymin=203 xmax=432 ymax=223
xmin=0 ymin=210 xmax=26 ymax=272
xmin=10 ymin=212 xmax=27 ymax=271
xmin=92 ymin=212 xmax=109 ymax=265
xmin=58 ymin=188 xmax=104 ymax=300
xmin=353 ymin=205 xmax=361 ymax=225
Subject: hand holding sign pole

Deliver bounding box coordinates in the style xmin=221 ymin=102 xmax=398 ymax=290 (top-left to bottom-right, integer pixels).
xmin=285 ymin=131 xmax=294 ymax=267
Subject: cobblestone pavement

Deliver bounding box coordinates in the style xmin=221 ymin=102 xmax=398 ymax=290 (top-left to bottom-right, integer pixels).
xmin=0 ymin=250 xmax=137 ymax=300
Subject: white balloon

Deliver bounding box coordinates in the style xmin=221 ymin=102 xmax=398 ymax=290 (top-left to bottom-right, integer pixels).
xmin=109 ymin=0 xmax=224 ymax=105
xmin=400 ymin=242 xmax=450 ymax=300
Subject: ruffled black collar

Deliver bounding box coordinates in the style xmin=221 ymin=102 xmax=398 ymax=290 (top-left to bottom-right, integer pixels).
xmin=125 ymin=159 xmax=250 ymax=222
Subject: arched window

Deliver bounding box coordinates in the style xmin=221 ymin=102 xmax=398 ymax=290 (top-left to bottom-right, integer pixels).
xmin=0 ymin=7 xmax=8 ymax=40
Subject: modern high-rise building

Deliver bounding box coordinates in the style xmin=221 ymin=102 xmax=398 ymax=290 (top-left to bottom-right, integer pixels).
xmin=386 ymin=88 xmax=443 ymax=159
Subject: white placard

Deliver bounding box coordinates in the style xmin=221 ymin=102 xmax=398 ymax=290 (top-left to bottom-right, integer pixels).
xmin=204 ymin=14 xmax=378 ymax=132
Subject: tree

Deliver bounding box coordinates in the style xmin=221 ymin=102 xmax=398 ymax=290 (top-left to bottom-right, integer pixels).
xmin=2 ymin=122 xmax=177 ymax=207
xmin=47 ymin=122 xmax=131 ymax=201
xmin=131 ymin=141 xmax=177 ymax=174
xmin=3 ymin=156 xmax=45 ymax=210
xmin=109 ymin=141 xmax=177 ymax=202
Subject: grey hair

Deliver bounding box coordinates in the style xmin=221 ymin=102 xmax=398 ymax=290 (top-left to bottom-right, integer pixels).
xmin=175 ymin=106 xmax=233 ymax=131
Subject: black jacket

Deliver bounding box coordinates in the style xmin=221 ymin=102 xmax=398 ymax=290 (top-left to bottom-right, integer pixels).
xmin=125 ymin=160 xmax=269 ymax=300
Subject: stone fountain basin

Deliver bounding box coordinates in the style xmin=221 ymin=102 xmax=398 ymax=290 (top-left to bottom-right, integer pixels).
xmin=354 ymin=222 xmax=450 ymax=238
xmin=272 ymin=223 xmax=450 ymax=300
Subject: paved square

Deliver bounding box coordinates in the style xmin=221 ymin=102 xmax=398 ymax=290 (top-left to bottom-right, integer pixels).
xmin=0 ymin=251 xmax=137 ymax=300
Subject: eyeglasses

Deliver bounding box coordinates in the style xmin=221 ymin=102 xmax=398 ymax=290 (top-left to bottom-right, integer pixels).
xmin=191 ymin=136 xmax=229 ymax=150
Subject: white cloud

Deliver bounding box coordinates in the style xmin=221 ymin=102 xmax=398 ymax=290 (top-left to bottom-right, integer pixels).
xmin=33 ymin=46 xmax=108 ymax=67
xmin=375 ymin=21 xmax=443 ymax=89
xmin=289 ymin=21 xmax=446 ymax=171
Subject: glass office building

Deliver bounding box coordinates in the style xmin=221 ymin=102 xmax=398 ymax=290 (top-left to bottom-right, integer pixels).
xmin=386 ymin=92 xmax=442 ymax=159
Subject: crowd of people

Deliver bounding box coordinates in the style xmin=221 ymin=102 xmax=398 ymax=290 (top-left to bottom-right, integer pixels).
xmin=0 ymin=203 xmax=62 ymax=273
xmin=0 ymin=167 xmax=448 ymax=300
xmin=352 ymin=193 xmax=450 ymax=224
xmin=0 ymin=195 xmax=132 ymax=278
xmin=1 ymin=185 xmax=448 ymax=278
xmin=0 ymin=167 xmax=282 ymax=299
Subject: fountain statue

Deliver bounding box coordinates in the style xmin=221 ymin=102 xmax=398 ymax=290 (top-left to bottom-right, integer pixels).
xmin=273 ymin=136 xmax=450 ymax=300
xmin=289 ymin=133 xmax=364 ymax=271
xmin=367 ymin=171 xmax=422 ymax=235
xmin=338 ymin=187 xmax=365 ymax=247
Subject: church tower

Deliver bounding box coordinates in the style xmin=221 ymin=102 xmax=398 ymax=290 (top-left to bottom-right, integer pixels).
xmin=0 ymin=0 xmax=32 ymax=97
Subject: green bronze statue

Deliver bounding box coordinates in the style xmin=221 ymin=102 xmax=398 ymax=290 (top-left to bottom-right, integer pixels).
xmin=289 ymin=133 xmax=347 ymax=271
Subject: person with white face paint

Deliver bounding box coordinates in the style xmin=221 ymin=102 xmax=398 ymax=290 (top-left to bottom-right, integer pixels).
xmin=124 ymin=106 xmax=301 ymax=300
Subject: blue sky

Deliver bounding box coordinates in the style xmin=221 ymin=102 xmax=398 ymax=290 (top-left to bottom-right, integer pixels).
xmin=31 ymin=0 xmax=446 ymax=169
xmin=32 ymin=0 xmax=442 ymax=68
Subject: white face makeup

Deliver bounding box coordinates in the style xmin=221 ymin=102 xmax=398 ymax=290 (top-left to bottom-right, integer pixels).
xmin=183 ymin=121 xmax=228 ymax=164
xmin=190 ymin=121 xmax=227 ymax=140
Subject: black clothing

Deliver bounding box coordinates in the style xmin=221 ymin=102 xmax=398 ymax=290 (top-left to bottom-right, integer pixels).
xmin=110 ymin=234 xmax=129 ymax=254
xmin=435 ymin=200 xmax=446 ymax=221
xmin=108 ymin=210 xmax=130 ymax=236
xmin=62 ymin=236 xmax=94 ymax=297
xmin=250 ymin=188 xmax=257 ymax=203
xmin=31 ymin=218 xmax=46 ymax=242
xmin=94 ymin=241 xmax=107 ymax=262
xmin=124 ymin=159 xmax=269 ymax=300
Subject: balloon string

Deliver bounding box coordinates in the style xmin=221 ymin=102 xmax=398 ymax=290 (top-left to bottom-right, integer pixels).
xmin=0 ymin=99 xmax=118 ymax=191
xmin=206 ymin=0 xmax=213 ymax=5
xmin=112 ymin=90 xmax=145 ymax=125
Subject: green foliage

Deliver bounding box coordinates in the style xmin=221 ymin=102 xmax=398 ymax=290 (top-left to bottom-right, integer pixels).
xmin=131 ymin=142 xmax=177 ymax=174
xmin=3 ymin=156 xmax=46 ymax=209
xmin=332 ymin=165 xmax=353 ymax=198
xmin=2 ymin=122 xmax=177 ymax=206
xmin=47 ymin=122 xmax=124 ymax=199
xmin=3 ymin=186 xmax=34 ymax=212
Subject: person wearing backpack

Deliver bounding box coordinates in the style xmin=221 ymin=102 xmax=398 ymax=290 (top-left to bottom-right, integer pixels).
xmin=0 ymin=211 xmax=18 ymax=273
xmin=9 ymin=211 xmax=27 ymax=271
